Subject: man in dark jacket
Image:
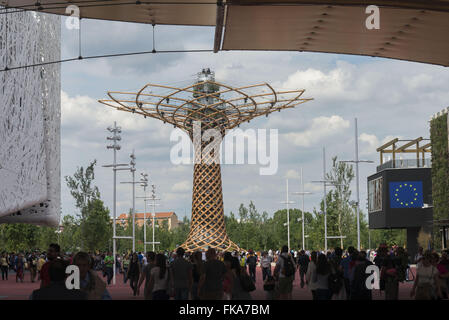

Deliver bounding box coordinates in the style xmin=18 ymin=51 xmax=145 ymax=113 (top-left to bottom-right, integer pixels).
xmin=297 ymin=250 xmax=310 ymax=288
xmin=31 ymin=259 xmax=87 ymax=300
xmin=351 ymin=251 xmax=373 ymax=300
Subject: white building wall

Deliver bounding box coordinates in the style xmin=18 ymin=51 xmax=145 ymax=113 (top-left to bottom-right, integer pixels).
xmin=0 ymin=9 xmax=60 ymax=226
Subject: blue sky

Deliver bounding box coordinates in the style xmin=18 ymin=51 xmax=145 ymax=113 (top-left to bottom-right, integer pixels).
xmin=59 ymin=17 xmax=449 ymax=222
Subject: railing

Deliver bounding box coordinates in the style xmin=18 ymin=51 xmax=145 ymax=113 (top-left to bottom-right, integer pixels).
xmin=377 ymin=158 xmax=431 ymax=172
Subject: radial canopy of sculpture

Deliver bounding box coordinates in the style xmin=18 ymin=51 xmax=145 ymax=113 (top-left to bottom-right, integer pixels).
xmin=99 ymin=69 xmax=313 ymax=133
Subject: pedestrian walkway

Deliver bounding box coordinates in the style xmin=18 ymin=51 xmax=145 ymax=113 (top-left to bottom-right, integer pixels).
xmin=0 ymin=268 xmax=414 ymax=300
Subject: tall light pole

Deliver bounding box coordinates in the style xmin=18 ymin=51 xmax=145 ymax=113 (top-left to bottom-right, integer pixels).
xmin=339 ymin=118 xmax=374 ymax=250
xmin=103 ymin=122 xmax=132 ymax=285
xmin=140 ymin=173 xmax=148 ymax=252
xmin=281 ymin=179 xmax=295 ymax=251
xmin=137 ymin=184 xmax=161 ymax=251
xmin=150 ymin=184 xmax=161 ymax=251
xmin=119 ymin=151 xmax=138 ymax=252
xmin=312 ymin=147 xmax=344 ymax=252
xmin=292 ymin=167 xmax=313 ymax=251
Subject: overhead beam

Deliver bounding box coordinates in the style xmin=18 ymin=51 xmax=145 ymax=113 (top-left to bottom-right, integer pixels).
xmin=213 ymin=0 xmax=226 ymax=53
xmin=376 ymin=138 xmax=399 ymax=152
xmin=396 ymin=137 xmax=423 ymax=152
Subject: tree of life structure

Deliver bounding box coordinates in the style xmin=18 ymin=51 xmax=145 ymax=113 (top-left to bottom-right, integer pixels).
xmin=99 ymin=68 xmax=313 ymax=252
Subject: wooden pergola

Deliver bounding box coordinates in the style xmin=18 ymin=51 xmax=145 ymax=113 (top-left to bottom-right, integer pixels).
xmin=376 ymin=136 xmax=431 ymax=167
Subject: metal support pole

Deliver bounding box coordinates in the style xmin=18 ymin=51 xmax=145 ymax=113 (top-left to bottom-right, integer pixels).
xmin=112 ymin=129 xmax=117 ymax=285
xmin=132 ymin=167 xmax=136 ymax=252
xmin=355 ymin=118 xmax=361 ymax=251
xmin=301 ymin=168 xmax=305 ymax=251
xmin=287 ymin=179 xmax=290 ymax=252
xmin=152 ymin=197 xmax=156 ymax=252
xmin=323 ymin=147 xmax=327 ymax=252
xmin=143 ymin=185 xmax=147 ymax=253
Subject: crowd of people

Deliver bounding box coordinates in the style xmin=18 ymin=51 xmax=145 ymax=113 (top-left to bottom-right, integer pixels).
xmin=1 ymin=243 xmax=448 ymax=300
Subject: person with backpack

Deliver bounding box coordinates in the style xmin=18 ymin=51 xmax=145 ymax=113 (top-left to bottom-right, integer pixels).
xmin=380 ymin=250 xmax=400 ymax=300
xmin=274 ymin=245 xmax=296 ymax=300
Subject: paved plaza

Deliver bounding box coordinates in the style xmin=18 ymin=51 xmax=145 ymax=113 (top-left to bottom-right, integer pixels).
xmin=0 ymin=267 xmax=414 ymax=300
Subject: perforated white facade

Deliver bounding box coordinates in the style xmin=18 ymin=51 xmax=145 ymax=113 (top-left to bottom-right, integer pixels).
xmin=0 ymin=9 xmax=60 ymax=226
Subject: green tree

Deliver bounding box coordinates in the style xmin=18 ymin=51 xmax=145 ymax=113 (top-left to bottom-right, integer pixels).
xmin=82 ymin=199 xmax=112 ymax=252
xmin=325 ymin=156 xmax=355 ymax=249
xmin=65 ymin=160 xmax=100 ymax=219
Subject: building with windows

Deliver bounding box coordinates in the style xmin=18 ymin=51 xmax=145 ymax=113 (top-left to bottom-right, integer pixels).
xmin=115 ymin=212 xmax=180 ymax=230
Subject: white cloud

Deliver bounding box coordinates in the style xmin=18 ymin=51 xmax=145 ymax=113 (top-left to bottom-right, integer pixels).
xmin=283 ymin=115 xmax=350 ymax=147
xmin=171 ymin=180 xmax=191 ymax=192
xmin=285 ymin=169 xmax=300 ymax=179
xmin=240 ymin=185 xmax=263 ymax=196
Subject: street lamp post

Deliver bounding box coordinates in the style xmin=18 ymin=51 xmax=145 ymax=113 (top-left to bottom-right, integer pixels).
xmin=140 ymin=173 xmax=148 ymax=252
xmin=119 ymin=151 xmax=138 ymax=252
xmin=291 ymin=167 xmax=313 ymax=251
xmin=150 ymin=185 xmax=161 ymax=251
xmin=312 ymin=147 xmax=345 ymax=251
xmin=281 ymin=179 xmax=295 ymax=251
xmin=339 ymin=118 xmax=374 ymax=250
xmin=137 ymin=184 xmax=161 ymax=251
xmin=103 ymin=122 xmax=133 ymax=285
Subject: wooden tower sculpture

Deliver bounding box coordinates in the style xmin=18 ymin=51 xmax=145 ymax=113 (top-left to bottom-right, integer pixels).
xmin=99 ymin=68 xmax=312 ymax=252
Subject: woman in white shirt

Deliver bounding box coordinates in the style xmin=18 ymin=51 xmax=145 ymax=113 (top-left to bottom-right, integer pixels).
xmin=305 ymin=251 xmax=318 ymax=300
xmin=411 ymin=251 xmax=441 ymax=300
xmin=149 ymin=254 xmax=170 ymax=300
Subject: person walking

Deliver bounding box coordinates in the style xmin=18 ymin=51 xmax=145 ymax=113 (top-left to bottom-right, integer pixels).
xmin=73 ymin=252 xmax=111 ymax=300
xmin=122 ymin=254 xmax=130 ymax=284
xmin=305 ymin=251 xmax=318 ymax=300
xmin=37 ymin=254 xmax=46 ymax=281
xmin=28 ymin=253 xmax=38 ymax=283
xmin=273 ymin=245 xmax=296 ymax=300
xmin=191 ymin=251 xmax=203 ymax=300
xmin=149 ymin=253 xmax=170 ymax=300
xmin=40 ymin=244 xmax=61 ymax=288
xmin=127 ymin=253 xmax=141 ymax=297
xmin=15 ymin=253 xmax=25 ymax=283
xmin=329 ymin=247 xmax=345 ymax=300
xmin=137 ymin=251 xmax=156 ymax=300
xmin=31 ymin=259 xmax=87 ymax=300
xmin=297 ymin=250 xmax=310 ymax=289
xmin=1 ymin=253 xmax=8 ymax=280
xmin=246 ymin=250 xmax=258 ymax=283
xmin=230 ymin=257 xmax=253 ymax=300
xmin=313 ymin=254 xmax=332 ymax=300
xmin=198 ymin=248 xmax=227 ymax=300
xmin=103 ymin=252 xmax=114 ymax=285
xmin=411 ymin=251 xmax=442 ymax=300
xmin=170 ymin=247 xmax=193 ymax=300
xmin=381 ymin=250 xmax=400 ymax=300
xmin=260 ymin=251 xmax=272 ymax=282
xmin=350 ymin=251 xmax=373 ymax=300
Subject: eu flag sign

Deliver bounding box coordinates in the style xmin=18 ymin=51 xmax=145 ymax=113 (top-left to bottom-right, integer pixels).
xmin=389 ymin=181 xmax=423 ymax=209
